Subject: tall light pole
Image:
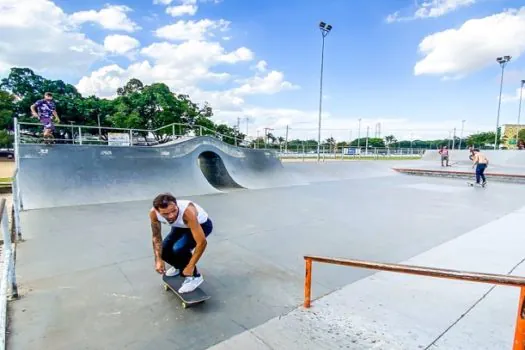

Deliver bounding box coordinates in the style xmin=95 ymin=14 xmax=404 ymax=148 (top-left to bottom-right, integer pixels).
xmin=516 ymin=79 xmax=525 ymax=146
xmin=495 ymin=55 xmax=511 ymax=150
xmin=459 ymin=119 xmax=466 ymax=150
xmin=357 ymin=118 xmax=361 ymax=150
xmin=316 ymin=21 xmax=333 ymax=162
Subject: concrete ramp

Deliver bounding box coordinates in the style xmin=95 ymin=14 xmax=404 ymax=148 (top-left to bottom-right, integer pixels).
xmin=18 ymin=137 xmax=402 ymax=210
xmin=18 ymin=136 xmax=292 ymax=210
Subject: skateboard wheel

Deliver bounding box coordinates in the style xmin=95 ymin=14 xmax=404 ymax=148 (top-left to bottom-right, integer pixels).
xmin=182 ymin=303 xmax=187 ymax=309
xmin=164 ymin=284 xmax=169 ymax=291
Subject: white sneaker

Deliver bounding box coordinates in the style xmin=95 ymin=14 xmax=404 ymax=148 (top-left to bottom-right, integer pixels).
xmin=165 ymin=266 xmax=180 ymax=277
xmin=178 ymin=275 xmax=204 ymax=293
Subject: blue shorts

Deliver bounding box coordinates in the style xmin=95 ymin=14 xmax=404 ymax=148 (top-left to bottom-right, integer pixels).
xmin=40 ymin=118 xmax=55 ymax=131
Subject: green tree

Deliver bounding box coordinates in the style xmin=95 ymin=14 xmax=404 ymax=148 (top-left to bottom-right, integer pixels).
xmin=350 ymin=137 xmax=385 ymax=148
xmin=0 ymin=130 xmax=13 ymax=148
xmin=0 ymin=91 xmax=15 ymax=130
xmin=466 ymin=131 xmax=499 ymax=148
xmin=384 ymin=135 xmax=397 ymax=148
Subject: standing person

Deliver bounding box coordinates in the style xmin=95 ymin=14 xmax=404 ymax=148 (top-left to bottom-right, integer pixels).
xmin=30 ymin=92 xmax=60 ymax=143
xmin=439 ymin=145 xmax=449 ymax=167
xmin=468 ymin=146 xmax=475 ymax=160
xmin=471 ymin=148 xmax=489 ymax=187
xmin=149 ymin=193 xmax=213 ymax=293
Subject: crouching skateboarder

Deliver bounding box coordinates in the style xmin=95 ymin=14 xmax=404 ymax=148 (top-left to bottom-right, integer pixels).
xmin=149 ymin=193 xmax=213 ymax=293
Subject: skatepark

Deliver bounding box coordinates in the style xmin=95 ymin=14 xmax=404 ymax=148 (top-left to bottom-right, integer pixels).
xmin=5 ymin=127 xmax=525 ymax=349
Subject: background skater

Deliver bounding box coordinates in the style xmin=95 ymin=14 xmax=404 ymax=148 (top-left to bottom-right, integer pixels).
xmin=471 ymin=148 xmax=489 ymax=187
xmin=30 ymin=92 xmax=60 ymax=143
xmin=149 ymin=193 xmax=213 ymax=293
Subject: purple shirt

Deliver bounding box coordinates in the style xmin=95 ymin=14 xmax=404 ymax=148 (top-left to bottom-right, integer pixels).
xmin=34 ymin=99 xmax=56 ymax=120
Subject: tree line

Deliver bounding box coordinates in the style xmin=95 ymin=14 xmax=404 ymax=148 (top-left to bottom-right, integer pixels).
xmin=0 ymin=67 xmax=245 ymax=146
xmin=0 ymin=67 xmax=516 ymax=150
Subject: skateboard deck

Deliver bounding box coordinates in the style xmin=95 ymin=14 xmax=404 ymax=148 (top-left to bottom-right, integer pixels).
xmin=467 ymin=181 xmax=486 ymax=188
xmin=162 ymin=274 xmax=210 ymax=308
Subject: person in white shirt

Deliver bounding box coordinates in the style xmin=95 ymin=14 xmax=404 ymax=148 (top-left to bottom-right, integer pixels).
xmin=149 ymin=193 xmax=213 ymax=293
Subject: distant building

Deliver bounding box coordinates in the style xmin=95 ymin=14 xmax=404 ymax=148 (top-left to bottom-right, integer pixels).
xmin=502 ymin=124 xmax=525 ymax=149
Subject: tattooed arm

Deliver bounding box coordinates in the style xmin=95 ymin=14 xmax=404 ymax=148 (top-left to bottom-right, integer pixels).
xmin=149 ymin=210 xmax=165 ymax=274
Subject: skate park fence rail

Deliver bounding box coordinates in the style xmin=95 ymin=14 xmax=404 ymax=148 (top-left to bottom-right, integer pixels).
xmin=303 ymin=255 xmax=525 ymax=350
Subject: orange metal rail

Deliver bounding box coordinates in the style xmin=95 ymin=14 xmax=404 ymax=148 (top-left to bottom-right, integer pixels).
xmin=303 ymin=255 xmax=525 ymax=350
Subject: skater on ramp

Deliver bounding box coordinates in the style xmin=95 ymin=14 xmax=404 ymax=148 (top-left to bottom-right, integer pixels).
xmin=30 ymin=92 xmax=60 ymax=143
xmin=471 ymin=148 xmax=489 ymax=187
xmin=149 ymin=193 xmax=213 ymax=293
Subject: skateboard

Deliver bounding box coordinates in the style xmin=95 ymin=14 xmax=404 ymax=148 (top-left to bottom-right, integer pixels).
xmin=162 ymin=274 xmax=210 ymax=309
xmin=467 ymin=181 xmax=486 ymax=188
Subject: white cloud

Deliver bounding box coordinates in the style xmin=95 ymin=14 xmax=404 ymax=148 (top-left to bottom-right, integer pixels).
xmin=0 ymin=0 xmax=104 ymax=75
xmin=414 ymin=7 xmax=525 ymax=77
xmin=154 ymin=0 xmax=174 ymax=4
xmin=69 ymin=4 xmax=140 ymax=32
xmin=502 ymin=86 xmax=525 ymax=103
xmin=387 ymin=0 xmax=476 ymax=23
xmin=234 ymin=71 xmax=299 ymax=95
xmin=155 ymin=19 xmax=230 ymax=41
xmin=255 ymin=60 xmax=267 ymax=72
xmin=76 ymin=40 xmax=258 ymax=98
xmin=166 ymin=4 xmax=198 ymax=17
xmin=104 ymin=34 xmax=140 ymax=55
xmin=165 ymin=0 xmax=198 ymax=17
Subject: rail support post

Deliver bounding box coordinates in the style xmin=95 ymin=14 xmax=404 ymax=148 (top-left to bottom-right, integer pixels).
xmin=304 ymin=257 xmax=312 ymax=308
xmin=514 ymin=286 xmax=525 ymax=350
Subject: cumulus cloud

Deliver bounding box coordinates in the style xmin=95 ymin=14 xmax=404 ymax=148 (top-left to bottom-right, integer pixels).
xmin=103 ymin=34 xmax=140 ymax=55
xmin=155 ymin=19 xmax=230 ymax=41
xmin=255 ymin=60 xmax=267 ymax=72
xmin=387 ymin=0 xmax=476 ymax=23
xmin=69 ymin=4 xmax=140 ymax=32
xmin=76 ymin=40 xmax=259 ymax=97
xmin=234 ymin=71 xmax=299 ymax=95
xmin=414 ymin=7 xmax=525 ymax=77
xmin=0 ymin=0 xmax=104 ymax=75
xmin=166 ymin=0 xmax=198 ymax=17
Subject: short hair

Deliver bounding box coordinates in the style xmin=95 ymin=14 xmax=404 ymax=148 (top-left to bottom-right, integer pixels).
xmin=153 ymin=193 xmax=177 ymax=210
xmin=473 ymin=148 xmax=480 ymax=152
xmin=44 ymin=92 xmax=53 ymax=97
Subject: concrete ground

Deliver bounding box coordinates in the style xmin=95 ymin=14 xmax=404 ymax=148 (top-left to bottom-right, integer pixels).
xmin=7 ymin=162 xmax=525 ymax=350
xmin=210 ymin=205 xmax=525 ymax=349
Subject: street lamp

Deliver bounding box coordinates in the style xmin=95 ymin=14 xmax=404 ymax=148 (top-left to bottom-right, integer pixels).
xmin=516 ymin=79 xmax=525 ymax=146
xmin=495 ymin=55 xmax=511 ymax=150
xmin=316 ymin=21 xmax=333 ymax=162
xmin=458 ymin=119 xmax=466 ymax=150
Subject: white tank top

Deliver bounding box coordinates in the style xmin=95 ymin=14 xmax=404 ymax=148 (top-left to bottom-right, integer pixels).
xmin=153 ymin=200 xmax=209 ymax=228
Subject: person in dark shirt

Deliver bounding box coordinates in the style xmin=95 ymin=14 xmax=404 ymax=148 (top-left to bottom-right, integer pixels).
xmin=30 ymin=92 xmax=60 ymax=143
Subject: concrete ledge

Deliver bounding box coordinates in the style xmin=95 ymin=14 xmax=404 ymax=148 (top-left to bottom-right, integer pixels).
xmin=393 ymin=168 xmax=525 ymax=183
xmin=209 ymin=205 xmax=525 ymax=350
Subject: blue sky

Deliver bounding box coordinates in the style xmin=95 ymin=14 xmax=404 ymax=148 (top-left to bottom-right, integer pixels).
xmin=2 ymin=0 xmax=525 ymax=141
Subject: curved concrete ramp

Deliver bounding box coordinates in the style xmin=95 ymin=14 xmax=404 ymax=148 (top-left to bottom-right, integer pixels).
xmin=17 ymin=137 xmax=297 ymax=210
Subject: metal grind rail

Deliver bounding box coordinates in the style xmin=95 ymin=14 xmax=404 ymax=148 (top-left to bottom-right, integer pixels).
xmin=303 ymin=255 xmax=525 ymax=350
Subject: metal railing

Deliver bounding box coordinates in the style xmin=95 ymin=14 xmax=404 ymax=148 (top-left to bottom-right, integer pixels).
xmin=16 ymin=120 xmax=253 ymax=148
xmin=278 ymin=145 xmax=425 ymax=161
xmin=303 ymin=255 xmax=525 ymax=350
xmin=0 ymin=198 xmax=19 ymax=350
